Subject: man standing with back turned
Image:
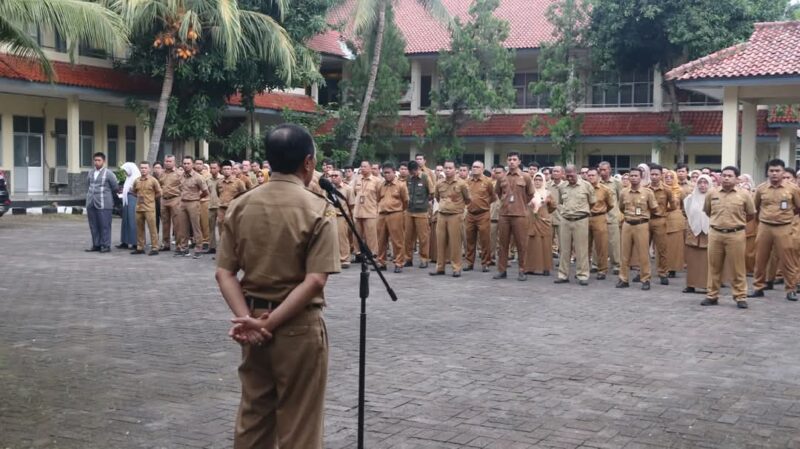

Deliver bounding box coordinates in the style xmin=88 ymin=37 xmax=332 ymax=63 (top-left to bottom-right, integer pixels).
xmin=216 ymin=124 xmax=339 ymax=449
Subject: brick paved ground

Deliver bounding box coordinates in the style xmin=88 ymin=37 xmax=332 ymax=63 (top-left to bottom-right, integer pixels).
xmin=2 ymin=215 xmax=800 ymax=449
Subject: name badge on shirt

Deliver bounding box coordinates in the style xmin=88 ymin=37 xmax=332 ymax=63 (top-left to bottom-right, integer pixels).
xmin=635 ymin=207 xmax=641 ymax=216
xmin=781 ymin=200 xmax=789 ymax=210
xmin=359 ymin=196 xmax=365 ymax=204
xmin=418 ymin=183 xmax=423 ymax=187
xmin=509 ymin=194 xmax=515 ymax=203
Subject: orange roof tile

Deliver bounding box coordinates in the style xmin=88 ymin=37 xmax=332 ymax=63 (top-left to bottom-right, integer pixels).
xmin=227 ymin=92 xmax=318 ymax=114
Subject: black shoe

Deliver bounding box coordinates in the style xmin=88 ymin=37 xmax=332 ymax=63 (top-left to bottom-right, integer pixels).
xmin=341 ymin=263 xmax=350 ymax=269
xmin=202 ymin=243 xmax=210 ymax=252
xmin=542 ymin=270 xmax=550 ymax=276
xmin=737 ymin=300 xmax=749 ymax=309
xmin=85 ymin=246 xmax=100 ymax=252
xmin=159 ymin=245 xmax=170 ymax=252
xmin=481 ymin=266 xmax=490 ymax=273
xmin=641 ymin=281 xmax=650 ymax=291
xmin=632 ymin=274 xmax=641 ymax=283
xmin=683 ymin=287 xmax=696 ymax=294
xmin=380 ymin=265 xmax=387 ymax=271
xmin=660 ymin=277 xmax=669 ymax=286
xmin=596 ymin=273 xmax=606 ymax=281
xmin=579 ymin=280 xmax=589 ymax=286
xmin=616 ymin=280 xmax=629 ymax=288
xmin=517 ymin=272 xmax=527 ymax=281
xmin=747 ymin=289 xmax=764 ymax=298
xmin=787 ymin=292 xmax=798 ymax=302
xmin=700 ymin=298 xmax=719 ymax=306
xmin=419 ymin=262 xmax=429 ymax=269
xmin=404 ymin=261 xmax=413 ymax=267
xmin=115 ymin=243 xmax=129 ymax=249
xmin=429 ymin=271 xmax=445 ymax=276
xmin=774 ymin=278 xmax=784 ymax=285
xmin=463 ymin=265 xmax=474 ymax=272
xmin=590 ymin=267 xmax=598 ymax=273
xmin=493 ymin=272 xmax=507 ymax=280
xmin=764 ymin=281 xmax=774 ymax=290
xmin=453 ymin=271 xmax=461 ymax=278
xmin=99 ymin=246 xmax=111 ymax=253
xmin=394 ymin=267 xmax=402 ymax=274
xmin=130 ymin=249 xmax=144 ymax=255
xmin=174 ymin=250 xmax=188 ymax=257
xmin=148 ymin=250 xmax=159 ymax=256
xmin=668 ymin=271 xmax=676 ymax=278
xmin=554 ymin=278 xmax=569 ymax=284
xmin=207 ymin=248 xmax=216 ymax=254
xmin=613 ymin=268 xmax=620 ymax=275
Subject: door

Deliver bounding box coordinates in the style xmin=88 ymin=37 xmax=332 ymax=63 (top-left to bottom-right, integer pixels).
xmin=13 ymin=134 xmax=43 ymax=193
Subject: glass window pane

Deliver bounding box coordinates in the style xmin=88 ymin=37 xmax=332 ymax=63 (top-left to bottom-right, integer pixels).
xmin=515 ymin=88 xmax=526 ymax=107
xmin=27 ymin=136 xmax=41 ymax=167
xmin=620 ymin=85 xmax=633 ymax=105
xmin=13 ymin=116 xmax=27 ymax=133
xmin=107 ymin=125 xmax=118 ymax=139
xmin=591 ymin=86 xmax=604 ymax=105
xmin=634 ymin=83 xmax=650 ymax=105
xmin=125 ymin=126 xmax=136 ymax=140
xmin=620 ymin=71 xmax=634 ymax=83
xmin=107 ymin=140 xmax=118 ymax=167
xmin=13 ymin=135 xmax=27 ymax=166
xmin=55 ymin=119 xmax=68 ymax=135
xmin=29 ymin=117 xmax=44 ymax=134
xmin=606 ymin=85 xmax=619 ymax=106
xmin=617 ymin=155 xmax=630 ymax=169
xmin=126 ymin=141 xmax=136 ymax=162
xmin=80 ymin=121 xmax=94 ymax=136
xmin=81 ymin=137 xmax=93 ymax=167
xmin=56 ymin=136 xmax=68 ymax=166
xmin=513 ymin=73 xmax=526 ymax=86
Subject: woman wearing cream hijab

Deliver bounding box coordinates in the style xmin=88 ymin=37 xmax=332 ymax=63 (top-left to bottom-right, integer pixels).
xmin=683 ymin=175 xmax=712 ymax=293
xmin=664 ymin=169 xmax=686 ymax=277
xmin=524 ymin=173 xmax=555 ymax=275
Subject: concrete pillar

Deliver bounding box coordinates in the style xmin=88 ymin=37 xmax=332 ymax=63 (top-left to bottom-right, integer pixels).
xmin=200 ymin=139 xmax=209 ymax=160
xmin=721 ymin=87 xmax=739 ymax=168
xmin=650 ymin=143 xmax=661 ymax=164
xmin=1 ymin=114 xmax=12 ymax=171
xmin=484 ymin=142 xmax=495 ymax=168
xmin=137 ymin=123 xmax=150 ymax=162
xmin=652 ymin=67 xmax=664 ymax=112
xmin=67 ymin=95 xmax=80 ymax=173
xmin=410 ymin=59 xmax=422 ymax=113
xmin=740 ymin=102 xmax=757 ymax=178
xmin=310 ymin=83 xmax=319 ymax=103
xmin=778 ymin=128 xmax=796 ymax=166
xmin=409 ymin=143 xmax=418 ymax=161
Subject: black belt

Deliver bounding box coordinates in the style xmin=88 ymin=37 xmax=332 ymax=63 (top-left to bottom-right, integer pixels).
xmin=563 ymin=214 xmax=589 ymax=222
xmin=245 ymin=295 xmax=322 ymax=311
xmin=469 ymin=209 xmax=490 ymax=215
xmin=590 ymin=212 xmax=606 ymax=217
xmin=711 ymin=226 xmax=745 ymax=234
xmin=761 ymin=221 xmax=791 ymax=226
xmin=625 ymin=219 xmax=649 ymax=225
xmin=163 ymin=195 xmax=178 ymax=200
xmin=379 ymin=211 xmax=402 ymax=215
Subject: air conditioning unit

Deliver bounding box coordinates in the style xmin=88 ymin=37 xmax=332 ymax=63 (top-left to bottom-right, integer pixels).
xmin=54 ymin=167 xmax=68 ymax=184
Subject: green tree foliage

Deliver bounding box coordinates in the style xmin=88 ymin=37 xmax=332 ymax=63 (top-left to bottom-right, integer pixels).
xmin=587 ymin=0 xmax=788 ymax=162
xmin=528 ymin=0 xmax=588 ymax=165
xmin=426 ymin=0 xmax=515 ymax=161
xmin=337 ymin=8 xmax=409 ymax=163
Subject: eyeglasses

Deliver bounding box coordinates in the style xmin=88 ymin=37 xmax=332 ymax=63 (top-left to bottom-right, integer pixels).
xmin=330 ymin=174 xmax=341 ymax=177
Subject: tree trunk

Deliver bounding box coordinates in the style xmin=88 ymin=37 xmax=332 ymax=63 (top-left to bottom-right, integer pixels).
xmin=147 ymin=55 xmax=175 ymax=163
xmin=246 ymin=109 xmax=255 ymax=161
xmin=347 ymin=4 xmax=386 ymax=166
xmin=665 ymin=77 xmax=685 ymax=164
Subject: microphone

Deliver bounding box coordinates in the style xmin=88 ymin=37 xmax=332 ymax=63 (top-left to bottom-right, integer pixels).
xmin=318 ymin=176 xmax=344 ymax=200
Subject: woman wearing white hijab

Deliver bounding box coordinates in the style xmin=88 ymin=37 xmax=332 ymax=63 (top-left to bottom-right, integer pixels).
xmin=683 ymin=174 xmax=712 ymax=293
xmin=524 ymin=173 xmax=555 ymax=275
xmin=117 ymin=162 xmax=140 ymax=249
xmin=637 ymin=163 xmax=651 ymax=187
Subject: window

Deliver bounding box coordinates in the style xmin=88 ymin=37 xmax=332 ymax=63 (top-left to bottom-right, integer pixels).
xmin=590 ymin=70 xmax=653 ymax=107
xmin=54 ymin=31 xmax=67 ymax=53
xmin=318 ymin=75 xmax=340 ymax=108
xmin=125 ymin=126 xmax=137 ymax=162
xmin=79 ymin=43 xmax=107 ymax=59
xmin=107 ymin=125 xmax=118 ymax=167
xmin=670 ymin=87 xmax=721 ymax=106
xmin=513 ymin=73 xmax=550 ymax=109
xmin=80 ymin=121 xmax=95 ymax=167
xmin=521 ymin=153 xmax=560 ymax=167
xmin=55 ymin=119 xmax=68 ymax=167
xmin=26 ymin=24 xmax=40 ymax=45
xmin=420 ymin=75 xmax=432 ymax=108
xmin=695 ymin=155 xmax=721 ymax=166
xmin=587 ymin=154 xmax=649 ymax=173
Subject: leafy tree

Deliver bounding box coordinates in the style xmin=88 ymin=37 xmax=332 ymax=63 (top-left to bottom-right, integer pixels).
xmin=346 ymin=0 xmax=448 ymax=164
xmin=116 ymin=0 xmax=297 ymax=163
xmin=527 ymin=0 xmax=588 ymax=165
xmin=587 ymin=0 xmax=788 ymax=163
xmin=0 ymin=0 xmax=126 ymax=79
xmin=426 ymin=0 xmax=516 ymax=161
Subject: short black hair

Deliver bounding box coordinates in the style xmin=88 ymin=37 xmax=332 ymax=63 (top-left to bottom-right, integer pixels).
xmin=507 ymin=151 xmax=521 ymax=159
xmin=265 ymin=124 xmax=316 ymax=174
xmin=93 ymin=152 xmax=106 ymax=161
xmin=528 ymin=161 xmax=540 ymax=168
xmin=722 ymin=165 xmax=740 ymax=177
xmin=209 ymin=160 xmax=219 ymax=166
xmin=322 ymin=158 xmax=334 ymax=166
xmin=139 ymin=161 xmax=151 ymax=166
xmin=483 ymin=169 xmax=492 ymax=177
xmin=443 ymin=160 xmax=456 ymax=167
xmin=629 ymin=167 xmax=643 ymax=176
xmin=399 ymin=161 xmax=409 ymax=168
xmin=459 ymin=163 xmax=469 ymax=169
xmin=650 ymin=164 xmax=663 ymax=173
xmin=785 ymin=166 xmax=797 ymax=176
xmin=344 ymin=165 xmax=354 ymax=171
xmin=767 ymin=158 xmax=786 ymax=169
xmin=153 ymin=161 xmax=163 ymax=168
xmin=221 ymin=160 xmax=232 ymax=167
xmin=183 ymin=155 xmax=194 ymax=162
xmin=415 ymin=153 xmax=425 ymax=159
xmin=676 ymin=163 xmax=688 ymax=171
xmin=408 ymin=160 xmax=420 ymax=171
xmin=382 ymin=163 xmax=395 ymax=171
xmin=492 ymin=164 xmax=505 ymax=170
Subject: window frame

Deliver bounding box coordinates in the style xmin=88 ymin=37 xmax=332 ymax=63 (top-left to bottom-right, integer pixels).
xmin=589 ymin=69 xmax=654 ymax=108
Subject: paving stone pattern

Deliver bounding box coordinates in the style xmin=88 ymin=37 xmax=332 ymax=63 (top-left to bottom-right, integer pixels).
xmin=2 ymin=215 xmax=800 ymax=449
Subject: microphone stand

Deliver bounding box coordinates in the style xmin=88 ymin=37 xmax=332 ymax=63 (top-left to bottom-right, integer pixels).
xmin=324 ymin=185 xmax=397 ymax=449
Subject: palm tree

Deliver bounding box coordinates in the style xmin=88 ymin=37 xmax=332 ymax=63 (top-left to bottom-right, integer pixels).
xmin=346 ymin=0 xmax=450 ymax=165
xmin=0 ymin=0 xmax=127 ymax=80
xmin=115 ymin=0 xmax=297 ymax=163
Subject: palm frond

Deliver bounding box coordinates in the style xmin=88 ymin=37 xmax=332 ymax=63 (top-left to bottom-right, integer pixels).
xmin=117 ymin=0 xmax=169 ymax=36
xmin=415 ymin=0 xmax=451 ymax=28
xmin=352 ymin=0 xmax=381 ymax=35
xmin=0 ymin=15 xmax=55 ymax=79
xmin=210 ymin=0 xmax=244 ymax=67
xmin=176 ymin=9 xmax=201 ymax=41
xmin=238 ymin=10 xmax=296 ymax=81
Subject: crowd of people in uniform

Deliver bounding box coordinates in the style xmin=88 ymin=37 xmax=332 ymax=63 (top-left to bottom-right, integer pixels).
xmin=86 ymin=146 xmax=800 ymax=311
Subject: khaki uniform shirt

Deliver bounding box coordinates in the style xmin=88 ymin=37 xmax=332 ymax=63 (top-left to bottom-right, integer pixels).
xmin=704 ymin=186 xmax=755 ymax=229
xmin=133 ymin=176 xmax=162 ymax=213
xmin=590 ymin=182 xmax=615 ymax=215
xmin=496 ymin=170 xmax=534 ymax=217
xmin=335 ymin=183 xmax=356 ymax=216
xmin=353 ymin=175 xmax=381 ymax=219
xmin=649 ymin=182 xmax=676 ymax=218
xmin=216 ymin=174 xmax=340 ymax=305
xmin=218 ymin=176 xmax=247 ymax=208
xmin=558 ymin=180 xmax=596 ymax=219
xmin=600 ymin=177 xmax=623 ymax=224
xmin=159 ymin=168 xmax=182 ymax=199
xmin=754 ymin=181 xmax=800 ymax=225
xmin=207 ymin=174 xmax=221 ymax=209
xmin=435 ymin=177 xmax=470 ymax=215
xmin=620 ymin=186 xmax=659 ymax=221
xmin=679 ymin=181 xmax=693 ymax=199
xmin=180 ymin=170 xmax=208 ymax=201
xmin=378 ymin=178 xmax=409 ymax=213
xmin=467 ymin=174 xmax=497 ymax=214
xmin=546 ymin=180 xmax=563 ymax=225
xmin=237 ymin=173 xmax=253 ymax=190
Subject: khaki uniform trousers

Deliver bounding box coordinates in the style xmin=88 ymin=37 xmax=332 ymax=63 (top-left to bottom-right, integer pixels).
xmin=465 ymin=210 xmax=492 ymax=268
xmin=217 ymin=207 xmax=228 ymax=229
xmin=160 ymin=197 xmax=181 ymax=248
xmin=649 ymin=217 xmax=669 ymax=277
xmin=620 ymin=221 xmax=651 ymax=283
xmin=378 ymin=212 xmax=405 ymax=267
xmin=588 ymin=215 xmax=610 ymax=275
xmin=754 ymin=223 xmax=796 ymax=292
xmin=135 ymin=210 xmax=158 ymax=251
xmin=234 ymin=307 xmax=327 ymax=449
xmin=490 ymin=220 xmax=498 ymax=263
xmin=707 ymin=228 xmax=747 ymax=301
xmin=404 ymin=213 xmax=430 ymax=263
xmin=497 ymin=215 xmax=528 ymax=273
xmin=559 ymin=216 xmax=590 ymax=281
xmin=355 ymin=217 xmax=378 ymax=256
xmin=429 ymin=215 xmax=438 ymax=262
xmin=337 ymin=216 xmax=351 ymax=264
xmin=607 ymin=214 xmax=621 ymax=271
xmin=175 ymin=200 xmax=202 ymax=251
xmin=208 ymin=207 xmax=218 ymax=250
xmin=199 ymin=201 xmax=210 ymax=245
xmin=436 ymin=213 xmax=464 ymax=272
